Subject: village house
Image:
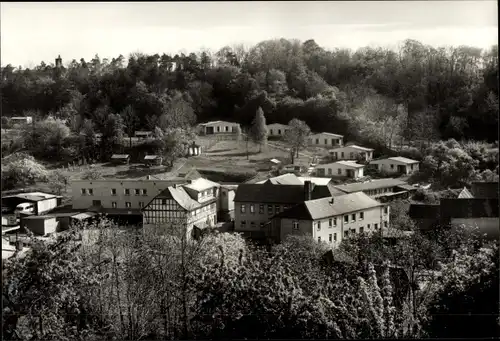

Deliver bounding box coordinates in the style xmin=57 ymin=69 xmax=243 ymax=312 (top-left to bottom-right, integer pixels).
xmin=270 ymin=192 xmax=390 ymax=245
xmin=308 ymin=132 xmax=344 ymax=148
xmin=332 ymin=178 xmax=417 ymax=202
xmin=233 ymin=181 xmax=341 ymax=240
xmin=10 ymin=116 xmax=33 ymax=125
xmin=110 ymin=154 xmax=130 ymax=165
xmin=369 ymin=157 xmax=420 ymax=175
xmin=199 ymin=120 xmax=241 ymax=135
xmin=141 ymin=178 xmax=220 ymax=239
xmin=266 ymin=123 xmax=290 ymax=137
xmin=329 ymin=145 xmax=374 ymax=162
xmin=135 ymin=131 xmax=153 ymax=139
xmin=315 ymin=161 xmax=365 ymax=179
xmin=144 ymin=155 xmax=163 ymax=166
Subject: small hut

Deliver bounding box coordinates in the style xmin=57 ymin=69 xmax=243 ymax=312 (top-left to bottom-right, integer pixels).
xmin=111 ymin=154 xmax=130 ymax=165
xmin=186 ymin=142 xmax=202 ymax=157
xmin=144 ymin=155 xmax=163 ymax=166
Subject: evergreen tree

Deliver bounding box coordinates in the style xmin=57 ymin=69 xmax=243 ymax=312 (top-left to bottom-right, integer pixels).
xmin=250 ymin=107 xmax=267 ymax=152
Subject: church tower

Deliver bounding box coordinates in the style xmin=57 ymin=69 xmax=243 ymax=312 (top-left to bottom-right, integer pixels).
xmin=55 ymin=55 xmax=62 ymax=68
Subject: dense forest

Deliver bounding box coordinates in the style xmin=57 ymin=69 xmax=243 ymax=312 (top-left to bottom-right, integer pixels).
xmin=1 ymin=38 xmax=499 ymax=146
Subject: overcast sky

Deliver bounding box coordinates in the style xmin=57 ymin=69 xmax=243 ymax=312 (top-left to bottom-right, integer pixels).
xmin=1 ymin=1 xmax=498 ymax=68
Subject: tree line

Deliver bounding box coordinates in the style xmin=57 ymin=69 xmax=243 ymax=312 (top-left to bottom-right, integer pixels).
xmin=2 ymin=218 xmax=498 ymax=340
xmin=1 ymin=38 xmax=498 ymax=150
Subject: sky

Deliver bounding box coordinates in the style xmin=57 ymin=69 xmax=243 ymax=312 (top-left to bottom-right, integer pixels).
xmin=1 ymin=1 xmax=498 ymax=68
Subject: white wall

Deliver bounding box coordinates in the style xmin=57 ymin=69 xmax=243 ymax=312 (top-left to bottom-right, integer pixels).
xmin=308 ymin=133 xmax=343 ymax=147
xmin=370 ymin=160 xmax=419 ymax=175
xmin=317 ymin=164 xmax=364 ymax=178
xmin=37 ymin=198 xmax=58 ymax=215
xmin=330 ymin=146 xmax=373 ymax=161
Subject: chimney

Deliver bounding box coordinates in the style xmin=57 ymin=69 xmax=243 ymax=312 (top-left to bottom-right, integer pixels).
xmin=304 ymin=181 xmax=312 ymax=201
xmin=329 ymin=198 xmax=335 ymax=205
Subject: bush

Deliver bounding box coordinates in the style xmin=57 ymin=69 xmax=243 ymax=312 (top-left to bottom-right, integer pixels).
xmin=1 ymin=153 xmax=49 ymax=190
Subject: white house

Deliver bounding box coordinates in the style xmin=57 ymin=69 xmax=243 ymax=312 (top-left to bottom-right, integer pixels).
xmin=11 ymin=116 xmax=32 ymax=125
xmin=308 ymin=132 xmax=344 ymax=148
xmin=315 ymin=161 xmax=365 ymax=179
xmin=199 ymin=121 xmax=241 ymax=135
xmin=369 ymin=157 xmax=420 ymax=175
xmin=267 ymin=123 xmax=290 ymax=137
xmin=329 ymin=145 xmax=374 ymax=162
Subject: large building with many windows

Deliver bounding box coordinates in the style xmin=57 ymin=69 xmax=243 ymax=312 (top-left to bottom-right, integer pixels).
xmin=142 ymin=178 xmax=220 ymax=239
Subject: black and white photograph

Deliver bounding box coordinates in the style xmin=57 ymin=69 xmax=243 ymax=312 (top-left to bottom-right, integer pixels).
xmin=1 ymin=1 xmax=499 ymax=340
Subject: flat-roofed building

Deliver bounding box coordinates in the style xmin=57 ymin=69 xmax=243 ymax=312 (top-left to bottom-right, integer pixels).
xmin=199 ymin=120 xmax=241 ymax=135
xmin=315 ymin=161 xmax=365 ymax=179
xmin=369 ymin=157 xmax=420 ymax=175
xmin=308 ymin=132 xmax=344 ymax=148
xmin=329 ymin=145 xmax=374 ymax=162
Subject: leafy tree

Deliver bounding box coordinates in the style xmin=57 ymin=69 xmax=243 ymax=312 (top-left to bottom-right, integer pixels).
xmin=50 ymin=169 xmax=70 ymax=195
xmin=81 ymin=168 xmax=104 ymax=180
xmin=250 ymin=107 xmax=267 ymax=152
xmin=284 ymin=118 xmax=311 ymax=162
xmin=1 ymin=153 xmax=49 ymax=190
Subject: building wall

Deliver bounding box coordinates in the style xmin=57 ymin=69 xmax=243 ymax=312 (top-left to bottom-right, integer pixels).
xmin=24 ymin=218 xmax=58 ymax=236
xmin=218 ymin=187 xmax=235 ymax=212
xmin=450 ymin=218 xmax=499 ymax=239
xmin=234 ymin=201 xmax=292 ymax=233
xmin=308 ymin=133 xmax=343 ymax=147
xmin=204 ymin=122 xmax=240 ymax=134
xmin=276 ymin=206 xmax=388 ymax=245
xmin=316 ymin=164 xmax=364 ymax=179
xmin=370 ymin=160 xmax=419 ymax=175
xmin=71 ymin=180 xmax=184 ymax=210
xmin=330 ymin=146 xmax=373 ymax=161
xmin=36 ymin=198 xmax=59 ymax=215
xmin=267 ymin=124 xmax=290 ymax=136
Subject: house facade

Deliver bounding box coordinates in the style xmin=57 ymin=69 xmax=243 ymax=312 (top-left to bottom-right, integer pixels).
xmin=11 ymin=116 xmax=33 ymax=125
xmin=308 ymin=132 xmax=344 ymax=148
xmin=369 ymin=157 xmax=420 ymax=175
xmin=332 ymin=178 xmax=416 ymax=202
xmin=270 ymin=192 xmax=390 ymax=245
xmin=142 ymin=179 xmax=219 ymax=239
xmin=267 ymin=123 xmax=290 ymax=137
xmin=329 ymin=145 xmax=374 ymax=162
xmin=199 ymin=121 xmax=241 ymax=135
xmin=315 ymin=161 xmax=365 ymax=179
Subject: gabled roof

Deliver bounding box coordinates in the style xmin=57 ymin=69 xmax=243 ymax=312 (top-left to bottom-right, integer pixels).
xmin=371 ymin=157 xmax=419 ymax=164
xmin=2 ymin=192 xmax=60 ymax=202
xmin=234 ymin=184 xmax=306 ymax=204
xmin=183 ymin=178 xmax=220 ymax=192
xmin=264 ymin=173 xmax=303 ymax=185
xmin=457 ymin=187 xmax=474 ymax=199
xmin=111 ymin=154 xmax=130 ymax=159
xmin=148 ymin=186 xmax=201 ymax=211
xmin=330 ymin=145 xmax=374 ymax=152
xmin=319 ymin=161 xmax=365 ymax=169
xmin=199 ymin=120 xmax=239 ymax=126
xmin=333 ymin=178 xmax=408 ymax=193
xmin=311 ymin=132 xmax=344 ymax=138
xmin=274 ymin=192 xmax=383 ymax=220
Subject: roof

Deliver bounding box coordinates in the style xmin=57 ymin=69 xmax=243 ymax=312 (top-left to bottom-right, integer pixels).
xmin=234 ymin=184 xmax=306 ymax=204
xmin=333 ymin=178 xmax=408 ymax=193
xmin=71 ymin=212 xmax=98 ymax=220
xmin=440 ymin=198 xmax=499 ymax=218
xmin=23 ymin=215 xmax=56 ymax=220
xmin=458 ymin=187 xmax=474 ymax=199
xmin=144 ymin=155 xmax=161 ymax=160
xmin=371 ymin=157 xmax=419 ymax=164
xmin=270 ymin=158 xmax=281 ymax=164
xmin=330 ymin=145 xmax=374 ymax=152
xmin=111 ymin=154 xmax=130 ymax=159
xmin=471 ymin=182 xmax=498 ymax=199
xmin=264 ymin=173 xmax=303 ymax=185
xmin=199 ymin=120 xmax=239 ymax=126
xmin=183 ymin=178 xmax=220 ymax=192
xmin=274 ymin=192 xmax=383 ymax=220
xmin=409 ymin=204 xmax=441 ymax=219
xmin=220 ymin=184 xmax=238 ymax=190
xmin=2 ymin=192 xmax=59 ymax=202
xmin=319 ymin=161 xmax=365 ymax=169
xmin=298 ymin=177 xmax=332 ymax=186
xmin=311 ymin=132 xmax=344 ymax=138
xmin=267 ymin=123 xmax=290 ymax=128
xmin=154 ymin=186 xmax=201 ymax=211
xmin=395 ymin=184 xmax=418 ymax=192
xmin=11 ymin=116 xmax=31 ymax=120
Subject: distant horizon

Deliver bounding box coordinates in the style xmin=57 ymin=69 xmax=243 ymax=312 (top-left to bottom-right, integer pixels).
xmin=1 ymin=1 xmax=498 ymax=68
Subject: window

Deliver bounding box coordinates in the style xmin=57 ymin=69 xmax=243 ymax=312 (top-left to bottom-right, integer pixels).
xmin=341 ymin=152 xmax=344 ymax=158
xmin=125 ymin=202 xmax=131 ymax=208
xmin=334 ymin=233 xmax=337 ymax=241
xmin=293 ymin=221 xmax=299 ymax=230
xmin=338 ymin=168 xmax=342 ymax=175
xmin=374 ymin=223 xmax=378 ymax=230
xmin=142 ymin=189 xmax=147 ymax=196
xmin=316 ymin=138 xmax=319 ymax=144
xmin=275 ymin=205 xmax=280 ymax=213
xmin=344 ymin=230 xmax=349 ymax=238
xmin=329 ymin=234 xmax=333 ymax=243
xmin=135 ymin=189 xmax=140 ymax=196
xmin=217 ymin=126 xmax=220 ymax=132
xmin=333 ymin=217 xmax=337 ymax=226
xmin=92 ymin=200 xmax=101 ymax=206
xmin=360 ymin=212 xmax=364 ymax=220
xmin=81 ymin=188 xmax=87 ymax=195
xmin=139 ymin=202 xmax=144 ymax=208
xmin=88 ymin=188 xmax=93 ymax=196
xmin=268 ymin=205 xmax=273 ymax=214
xmin=350 ymin=152 xmax=354 ymax=159
xmin=250 ymin=221 xmax=256 ymax=227
xmin=241 ymin=220 xmax=246 ymax=228
xmin=162 ymin=199 xmax=167 ymax=205
xmin=344 ymin=215 xmax=349 ymax=223
xmin=318 ymin=236 xmax=321 ymax=242
xmin=360 ymin=226 xmax=364 ymax=233
xmin=270 ymin=129 xmax=273 ymax=135
xmin=324 ymin=139 xmax=328 ymax=145
xmin=329 ymin=218 xmax=333 ymax=227
xmin=111 ymin=188 xmax=117 ymax=196
xmin=250 ymin=204 xmax=255 ymax=213
xmin=351 ymin=213 xmax=356 ymax=222
xmin=240 ymin=204 xmax=246 ymax=213
xmin=112 ymin=202 xmax=117 ymax=208
xmin=351 ymin=228 xmax=356 ymax=234
xmin=317 ymin=221 xmax=321 ymax=231
xmin=367 ymin=224 xmax=371 ymax=229
xmin=384 ymin=207 xmax=389 ymax=215
xmin=384 ymin=221 xmax=388 ymax=228
xmin=390 ymin=164 xmax=394 ymax=169
xmin=225 ymin=126 xmax=229 ymax=132
xmin=125 ymin=189 xmax=130 ymax=196
xmin=328 ymin=168 xmax=332 ymax=175
xmin=259 ymin=204 xmax=264 ymax=214
xmin=278 ymin=129 xmax=281 ymax=134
